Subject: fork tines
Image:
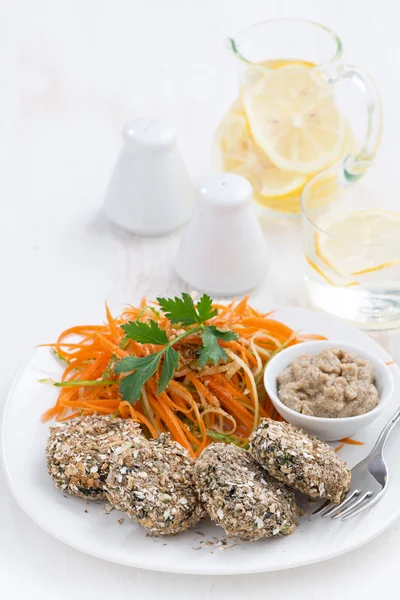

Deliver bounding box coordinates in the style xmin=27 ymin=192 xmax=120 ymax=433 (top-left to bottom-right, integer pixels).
xmin=312 ymin=489 xmax=375 ymax=520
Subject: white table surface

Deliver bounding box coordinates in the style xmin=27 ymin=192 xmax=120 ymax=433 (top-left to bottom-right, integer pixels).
xmin=2 ymin=0 xmax=400 ymax=598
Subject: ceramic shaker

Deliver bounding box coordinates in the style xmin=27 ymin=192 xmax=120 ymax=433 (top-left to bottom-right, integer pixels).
xmin=175 ymin=173 xmax=268 ymax=295
xmin=104 ymin=117 xmax=195 ymax=235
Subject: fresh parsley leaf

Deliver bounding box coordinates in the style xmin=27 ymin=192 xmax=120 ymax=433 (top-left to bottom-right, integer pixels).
xmin=207 ymin=326 xmax=238 ymax=342
xmin=121 ymin=319 xmax=169 ymax=345
xmin=196 ymin=294 xmax=218 ymax=322
xmin=157 ymin=292 xmax=218 ymax=325
xmin=198 ymin=325 xmax=238 ymax=366
xmin=117 ymin=352 xmax=163 ymax=403
xmin=157 ymin=293 xmax=199 ymax=325
xmin=114 ymin=353 xmax=158 ymax=374
xmin=115 ymin=294 xmax=236 ymax=402
xmin=157 ymin=346 xmax=179 ymax=394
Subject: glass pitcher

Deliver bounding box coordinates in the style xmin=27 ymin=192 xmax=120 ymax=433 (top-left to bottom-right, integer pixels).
xmin=214 ymin=18 xmax=382 ymax=217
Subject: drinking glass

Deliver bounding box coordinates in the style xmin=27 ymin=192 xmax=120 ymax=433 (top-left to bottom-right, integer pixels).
xmin=214 ymin=18 xmax=382 ymax=217
xmin=302 ymin=162 xmax=400 ymax=329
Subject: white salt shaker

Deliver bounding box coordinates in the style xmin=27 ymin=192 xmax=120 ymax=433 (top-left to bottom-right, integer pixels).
xmin=104 ymin=117 xmax=195 ymax=235
xmin=175 ymin=173 xmax=268 ymax=295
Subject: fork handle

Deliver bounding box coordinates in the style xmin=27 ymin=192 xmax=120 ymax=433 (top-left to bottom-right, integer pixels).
xmin=371 ymin=406 xmax=400 ymax=454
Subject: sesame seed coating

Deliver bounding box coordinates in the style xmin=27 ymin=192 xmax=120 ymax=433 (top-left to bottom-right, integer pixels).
xmin=194 ymin=443 xmax=300 ymax=540
xmin=46 ymin=416 xmax=142 ymax=500
xmin=249 ymin=419 xmax=351 ymax=504
xmin=106 ymin=434 xmax=205 ymax=536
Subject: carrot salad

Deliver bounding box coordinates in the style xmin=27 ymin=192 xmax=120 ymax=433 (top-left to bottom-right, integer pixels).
xmin=41 ymin=297 xmax=326 ymax=458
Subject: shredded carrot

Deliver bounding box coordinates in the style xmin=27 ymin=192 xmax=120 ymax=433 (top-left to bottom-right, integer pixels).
xmin=340 ymin=437 xmax=365 ymax=446
xmin=41 ymin=298 xmax=325 ymax=450
xmin=296 ymin=334 xmax=327 ymax=342
xmin=240 ymin=317 xmax=295 ymax=340
xmin=334 ymin=443 xmax=345 ymax=453
xmin=118 ymin=401 xmax=158 ymax=438
xmin=96 ymin=334 xmax=127 ymax=358
xmin=147 ymin=387 xmax=194 ymax=456
xmin=386 ymin=359 xmax=397 ymax=366
xmin=105 ymin=303 xmax=120 ymax=342
xmin=39 ymin=343 xmax=92 ymax=349
xmin=56 ymin=411 xmax=82 ymax=422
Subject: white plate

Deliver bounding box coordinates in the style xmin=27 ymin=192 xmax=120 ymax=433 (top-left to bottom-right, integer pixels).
xmin=2 ymin=307 xmax=400 ymax=575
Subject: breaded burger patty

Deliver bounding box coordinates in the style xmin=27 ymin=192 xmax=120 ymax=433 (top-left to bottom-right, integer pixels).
xmin=249 ymin=419 xmax=351 ymax=503
xmin=106 ymin=434 xmax=204 ymax=535
xmin=46 ymin=415 xmax=142 ymax=500
xmin=194 ymin=443 xmax=300 ymax=539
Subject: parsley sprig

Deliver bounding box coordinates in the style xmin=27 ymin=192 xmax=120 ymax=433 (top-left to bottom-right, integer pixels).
xmin=114 ymin=293 xmax=238 ymax=404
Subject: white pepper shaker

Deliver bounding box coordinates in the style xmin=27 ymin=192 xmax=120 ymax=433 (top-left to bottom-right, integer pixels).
xmin=104 ymin=117 xmax=195 ymax=235
xmin=175 ymin=173 xmax=268 ymax=295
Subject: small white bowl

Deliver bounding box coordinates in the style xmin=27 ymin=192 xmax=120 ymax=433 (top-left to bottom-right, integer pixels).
xmin=264 ymin=340 xmax=394 ymax=441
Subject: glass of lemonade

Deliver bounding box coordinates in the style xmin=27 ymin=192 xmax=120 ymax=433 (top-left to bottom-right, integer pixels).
xmin=302 ymin=162 xmax=400 ymax=329
xmin=214 ymin=18 xmax=381 ymax=217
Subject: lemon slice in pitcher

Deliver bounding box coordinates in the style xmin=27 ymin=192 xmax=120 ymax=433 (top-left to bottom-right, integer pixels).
xmin=232 ymin=158 xmax=306 ymax=197
xmin=216 ymin=110 xmax=250 ymax=163
xmin=315 ymin=210 xmax=400 ymax=276
xmin=217 ymin=106 xmax=307 ymax=196
xmin=242 ymin=66 xmax=345 ymax=174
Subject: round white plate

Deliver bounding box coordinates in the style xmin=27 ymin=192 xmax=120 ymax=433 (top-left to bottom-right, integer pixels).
xmin=2 ymin=307 xmax=400 ymax=575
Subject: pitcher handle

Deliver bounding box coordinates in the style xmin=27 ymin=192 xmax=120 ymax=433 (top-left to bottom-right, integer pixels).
xmin=328 ymin=64 xmax=382 ymax=182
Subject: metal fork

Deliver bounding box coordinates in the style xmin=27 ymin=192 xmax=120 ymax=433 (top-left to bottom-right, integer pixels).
xmin=313 ymin=406 xmax=400 ymax=521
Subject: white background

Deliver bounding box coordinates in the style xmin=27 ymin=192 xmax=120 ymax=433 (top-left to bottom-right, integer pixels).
xmin=1 ymin=0 xmax=400 ymax=598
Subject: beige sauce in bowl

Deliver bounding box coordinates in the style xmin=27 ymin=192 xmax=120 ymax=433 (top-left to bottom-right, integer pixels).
xmin=277 ymin=348 xmax=379 ymax=418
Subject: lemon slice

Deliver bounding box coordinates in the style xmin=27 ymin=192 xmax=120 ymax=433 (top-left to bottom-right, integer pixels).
xmin=232 ymin=157 xmax=306 ymax=197
xmin=242 ymin=66 xmax=345 ymax=174
xmin=216 ymin=109 xmax=250 ymax=162
xmin=216 ymin=106 xmax=307 ymax=197
xmin=315 ymin=210 xmax=400 ymax=276
xmin=305 ymin=255 xmax=360 ymax=287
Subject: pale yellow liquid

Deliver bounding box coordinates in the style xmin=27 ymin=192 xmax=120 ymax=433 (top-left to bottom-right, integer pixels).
xmin=303 ymin=210 xmax=400 ymax=329
xmin=215 ymin=59 xmax=357 ymax=215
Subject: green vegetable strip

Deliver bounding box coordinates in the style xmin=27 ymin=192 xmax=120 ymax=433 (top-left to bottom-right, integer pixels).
xmin=39 ymin=378 xmax=116 ymax=388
